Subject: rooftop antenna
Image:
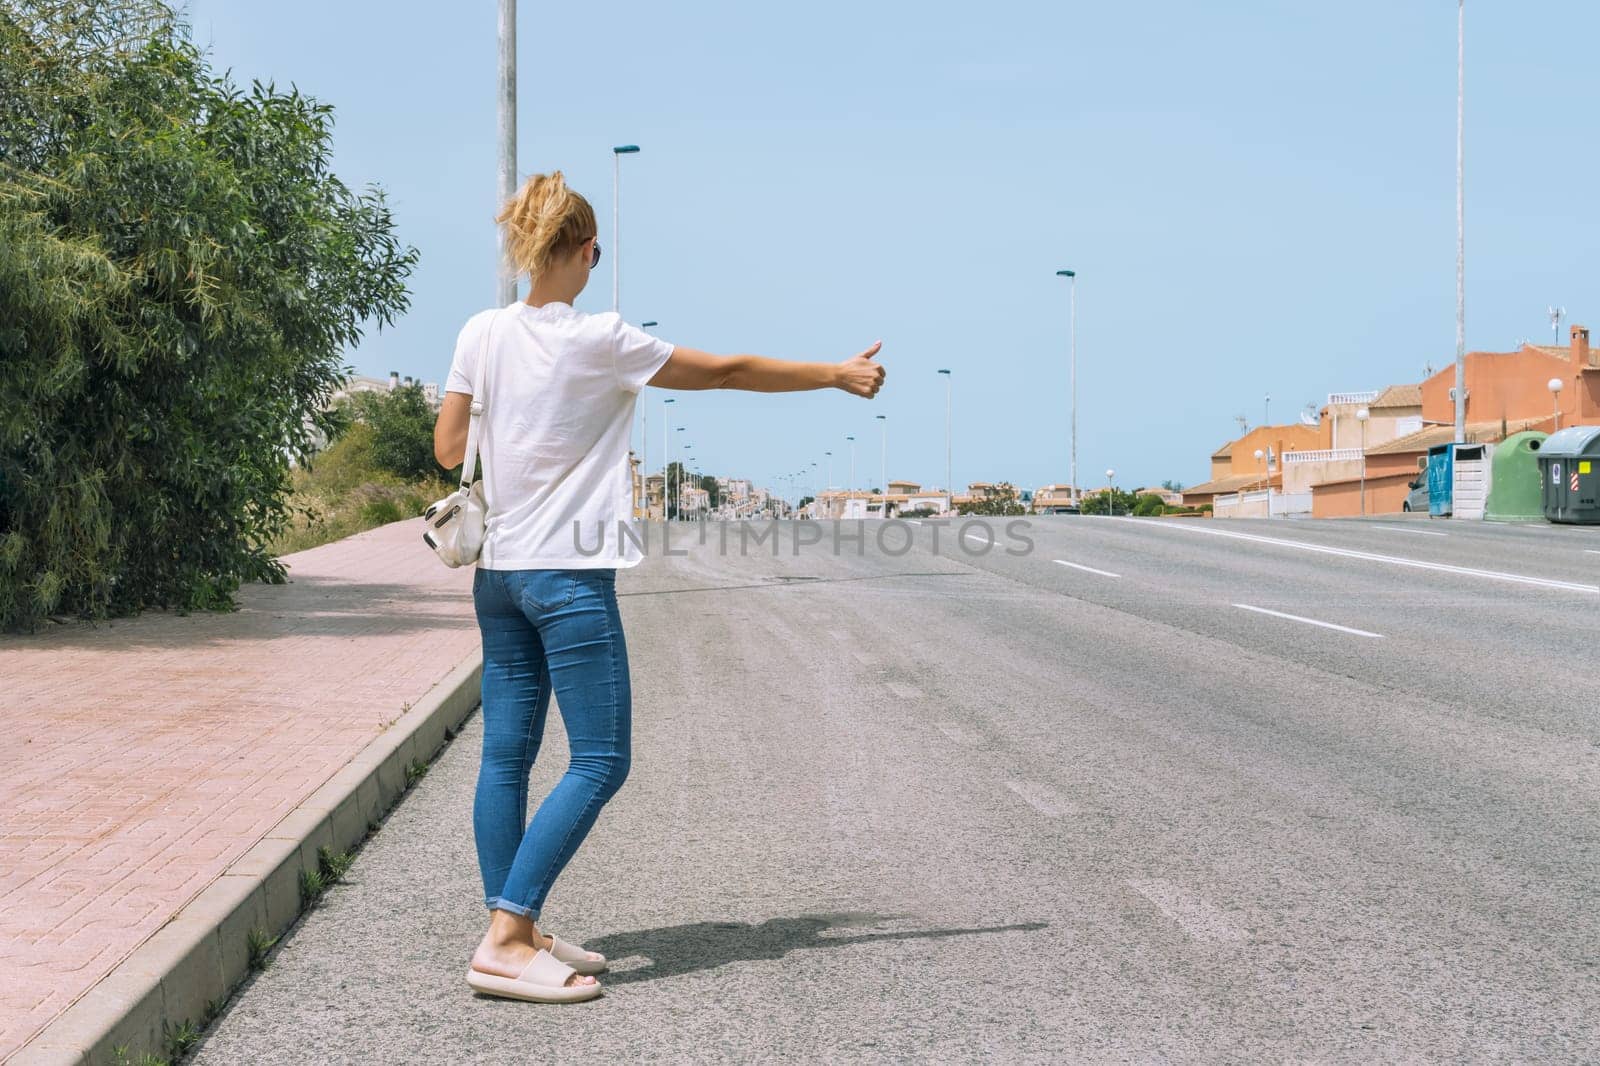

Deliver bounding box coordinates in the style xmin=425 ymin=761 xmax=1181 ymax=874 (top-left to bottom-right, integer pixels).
xmin=1548 ymin=305 xmax=1566 ymax=345
xmin=1233 ymin=414 xmax=1249 ymax=435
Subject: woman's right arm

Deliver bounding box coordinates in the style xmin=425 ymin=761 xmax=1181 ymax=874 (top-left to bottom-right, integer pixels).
xmin=647 ymin=342 xmax=885 ymax=398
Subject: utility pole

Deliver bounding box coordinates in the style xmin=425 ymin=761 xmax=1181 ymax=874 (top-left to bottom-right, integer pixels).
xmin=496 ymin=0 xmax=516 ymax=306
xmin=1454 ymin=0 xmax=1466 ymax=442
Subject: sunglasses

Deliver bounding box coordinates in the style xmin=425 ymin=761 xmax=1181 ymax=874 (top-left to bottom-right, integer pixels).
xmin=587 ymin=238 xmax=602 ymax=270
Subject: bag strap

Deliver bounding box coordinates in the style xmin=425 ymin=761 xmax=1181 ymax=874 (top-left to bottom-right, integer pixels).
xmin=459 ymin=310 xmax=501 ymax=492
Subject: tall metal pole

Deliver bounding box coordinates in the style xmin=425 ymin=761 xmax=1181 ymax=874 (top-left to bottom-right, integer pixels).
xmin=1454 ymin=0 xmax=1466 ymax=442
xmin=610 ymin=145 xmax=639 ymax=314
xmin=939 ymin=369 xmax=952 ymax=513
xmin=496 ymin=0 xmax=517 ymax=306
xmin=1070 ymin=277 xmax=1077 ymax=506
xmin=661 ymin=398 xmax=674 ymax=521
xmin=847 ymin=436 xmax=857 ymax=514
xmin=876 ymin=414 xmax=887 ymax=509
xmin=1056 ymin=271 xmax=1077 ymax=504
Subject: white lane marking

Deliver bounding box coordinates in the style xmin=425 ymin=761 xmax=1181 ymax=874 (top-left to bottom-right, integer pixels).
xmin=1053 ymin=559 xmax=1121 ymax=578
xmin=904 ymin=519 xmax=923 ymax=525
xmin=852 ymin=649 xmax=877 ymax=666
xmin=1374 ymin=524 xmax=1448 ymax=537
xmin=935 ymin=722 xmax=980 ymax=746
xmin=1126 ymin=879 xmax=1245 ymax=943
xmin=1233 ymin=603 xmax=1384 ymax=639
xmin=962 ymin=531 xmax=996 ymax=548
xmin=887 ymin=682 xmax=922 ymax=700
xmin=1004 ymin=779 xmax=1077 ymax=818
xmin=1125 ymin=518 xmax=1600 ymax=594
xmin=1586 ymin=550 xmax=1600 ymax=555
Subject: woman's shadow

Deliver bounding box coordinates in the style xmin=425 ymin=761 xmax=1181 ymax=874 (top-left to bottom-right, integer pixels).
xmin=583 ymin=912 xmax=1047 ymax=986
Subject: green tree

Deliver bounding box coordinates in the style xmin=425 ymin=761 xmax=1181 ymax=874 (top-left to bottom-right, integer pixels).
xmin=0 ymin=2 xmax=416 ymax=631
xmin=956 ymin=481 xmax=1027 ymax=516
xmin=1080 ymin=488 xmax=1140 ymax=516
xmin=343 ymin=385 xmax=449 ymax=483
xmin=697 ymin=474 xmax=721 ymax=510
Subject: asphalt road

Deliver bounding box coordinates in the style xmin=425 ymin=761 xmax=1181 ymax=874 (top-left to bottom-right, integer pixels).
xmin=192 ymin=516 xmax=1600 ymax=1064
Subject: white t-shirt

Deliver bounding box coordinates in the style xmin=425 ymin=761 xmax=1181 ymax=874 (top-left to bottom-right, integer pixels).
xmin=444 ymin=300 xmax=675 ymax=570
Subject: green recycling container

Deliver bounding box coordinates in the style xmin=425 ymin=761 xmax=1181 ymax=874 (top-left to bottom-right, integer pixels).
xmin=1484 ymin=431 xmax=1549 ymax=522
xmin=1537 ymin=426 xmax=1600 ymax=524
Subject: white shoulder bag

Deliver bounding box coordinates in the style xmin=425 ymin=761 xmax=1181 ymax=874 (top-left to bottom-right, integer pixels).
xmin=422 ymin=311 xmax=500 ymax=568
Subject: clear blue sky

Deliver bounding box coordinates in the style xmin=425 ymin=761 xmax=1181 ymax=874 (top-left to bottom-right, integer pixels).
xmin=186 ymin=1 xmax=1598 ymax=494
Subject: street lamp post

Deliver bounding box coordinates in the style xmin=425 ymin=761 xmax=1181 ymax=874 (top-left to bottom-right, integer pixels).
xmin=611 ymin=145 xmax=639 ymax=314
xmin=846 ymin=435 xmax=856 ymax=517
xmin=496 ymin=0 xmax=517 ymax=306
xmin=1255 ymin=447 xmax=1274 ymax=519
xmin=638 ymin=321 xmax=658 ymax=510
xmin=1454 ymin=0 xmax=1466 ymax=443
xmin=682 ymin=444 xmax=693 ymax=520
xmin=824 ymin=451 xmax=834 ymax=518
xmin=660 ymin=397 xmax=675 ymax=521
xmin=938 ymin=369 xmax=952 ymax=514
xmin=1105 ymin=469 xmax=1116 ymax=518
xmin=672 ymin=425 xmax=686 ymax=519
xmin=1549 ymin=377 xmax=1565 ymax=431
xmin=1056 ymin=271 xmax=1077 ymax=505
xmin=1357 ymin=407 xmax=1370 ymax=515
xmin=876 ymin=414 xmax=887 ymax=516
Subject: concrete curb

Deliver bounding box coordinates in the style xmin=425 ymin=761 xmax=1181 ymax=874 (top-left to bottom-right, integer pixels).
xmin=9 ymin=654 xmax=483 ymax=1066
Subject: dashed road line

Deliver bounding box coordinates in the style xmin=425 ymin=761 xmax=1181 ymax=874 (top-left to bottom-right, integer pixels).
xmin=887 ymin=682 xmax=922 ymax=700
xmin=1004 ymin=779 xmax=1077 ymax=818
xmin=1374 ymin=524 xmax=1448 ymax=537
xmin=1233 ymin=603 xmax=1383 ymax=639
xmin=1126 ymin=879 xmax=1246 ymax=943
xmin=1053 ymin=559 xmax=1121 ymax=578
xmin=1127 ymin=518 xmax=1600 ymax=594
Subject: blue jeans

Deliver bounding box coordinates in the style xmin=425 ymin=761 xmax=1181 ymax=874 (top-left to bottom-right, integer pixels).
xmin=471 ymin=567 xmax=631 ymax=921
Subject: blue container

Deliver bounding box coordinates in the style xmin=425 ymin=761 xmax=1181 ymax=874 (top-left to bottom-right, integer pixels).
xmin=1427 ymin=444 xmax=1454 ymax=516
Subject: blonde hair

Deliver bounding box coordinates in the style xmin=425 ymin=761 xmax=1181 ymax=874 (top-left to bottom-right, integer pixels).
xmin=496 ymin=171 xmax=597 ymax=280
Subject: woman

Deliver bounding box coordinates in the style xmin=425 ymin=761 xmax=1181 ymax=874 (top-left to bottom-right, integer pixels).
xmin=432 ymin=171 xmax=885 ymax=1004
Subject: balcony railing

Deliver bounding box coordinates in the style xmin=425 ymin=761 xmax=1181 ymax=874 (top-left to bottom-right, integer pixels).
xmin=1283 ymin=448 xmax=1364 ymax=464
xmin=1327 ymin=390 xmax=1380 ymax=405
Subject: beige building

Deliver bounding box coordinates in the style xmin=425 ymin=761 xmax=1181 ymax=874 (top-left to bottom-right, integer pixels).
xmin=1032 ymin=484 xmax=1079 ymax=513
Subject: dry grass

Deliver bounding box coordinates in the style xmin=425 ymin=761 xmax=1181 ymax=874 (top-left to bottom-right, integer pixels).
xmin=268 ymin=424 xmax=453 ymax=558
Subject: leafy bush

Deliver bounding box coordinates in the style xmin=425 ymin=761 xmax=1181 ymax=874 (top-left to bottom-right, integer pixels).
xmin=1132 ymin=493 xmax=1165 ymax=517
xmin=1079 ymin=488 xmax=1140 ymax=516
xmin=269 ymin=423 xmax=450 ymax=557
xmin=343 ymin=384 xmax=448 ymax=483
xmin=0 ymin=1 xmax=416 ymax=631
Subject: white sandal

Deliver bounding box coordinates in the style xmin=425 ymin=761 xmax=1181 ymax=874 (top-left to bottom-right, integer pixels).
xmin=465 ymin=948 xmax=601 ymax=1003
xmin=548 ymin=933 xmax=607 ymax=976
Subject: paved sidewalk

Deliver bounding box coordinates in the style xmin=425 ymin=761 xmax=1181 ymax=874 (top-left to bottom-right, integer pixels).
xmin=0 ymin=521 xmax=478 ymax=1061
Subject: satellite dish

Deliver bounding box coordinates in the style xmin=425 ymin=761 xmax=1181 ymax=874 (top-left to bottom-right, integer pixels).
xmin=1299 ymin=402 xmax=1320 ymax=426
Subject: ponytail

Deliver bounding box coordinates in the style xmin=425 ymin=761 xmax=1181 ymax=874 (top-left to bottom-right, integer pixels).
xmin=496 ymin=171 xmax=597 ymax=280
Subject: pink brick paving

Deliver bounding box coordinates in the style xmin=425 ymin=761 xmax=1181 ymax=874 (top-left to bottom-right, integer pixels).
xmin=0 ymin=520 xmax=478 ymax=1059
